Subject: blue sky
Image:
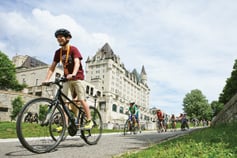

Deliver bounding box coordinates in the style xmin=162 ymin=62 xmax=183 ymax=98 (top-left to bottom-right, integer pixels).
xmin=1 ymin=0 xmax=237 ymax=115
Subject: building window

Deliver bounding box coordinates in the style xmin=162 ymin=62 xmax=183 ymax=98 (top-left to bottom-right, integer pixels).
xmin=90 ymin=87 xmax=94 ymax=96
xmin=96 ymin=91 xmax=101 ymax=97
xmin=99 ymin=101 xmax=106 ymax=111
xmin=35 ymin=91 xmax=42 ymax=96
xmin=86 ymin=86 xmax=90 ymax=94
xmin=119 ymin=106 xmax=124 ymax=114
xmin=0 ymin=107 xmax=8 ymax=112
xmin=112 ymin=104 xmax=117 ymax=112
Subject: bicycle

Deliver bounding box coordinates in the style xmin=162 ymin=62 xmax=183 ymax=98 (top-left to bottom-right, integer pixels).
xmin=157 ymin=119 xmax=165 ymax=133
xmin=123 ymin=115 xmax=139 ymax=135
xmin=16 ymin=76 xmax=103 ymax=153
xmin=170 ymin=120 xmax=176 ymax=132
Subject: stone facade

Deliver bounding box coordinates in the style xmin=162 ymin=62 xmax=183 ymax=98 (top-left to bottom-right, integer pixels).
xmin=85 ymin=43 xmax=154 ymax=125
xmin=212 ymin=93 xmax=237 ymax=125
xmin=0 ymin=90 xmax=38 ymax=121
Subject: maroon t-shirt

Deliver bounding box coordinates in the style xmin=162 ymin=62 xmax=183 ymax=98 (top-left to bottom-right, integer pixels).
xmin=53 ymin=45 xmax=84 ymax=80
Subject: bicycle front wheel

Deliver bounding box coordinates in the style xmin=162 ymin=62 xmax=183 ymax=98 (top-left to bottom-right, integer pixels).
xmin=16 ymin=98 xmax=66 ymax=153
xmin=124 ymin=119 xmax=131 ymax=136
xmin=81 ymin=106 xmax=102 ymax=145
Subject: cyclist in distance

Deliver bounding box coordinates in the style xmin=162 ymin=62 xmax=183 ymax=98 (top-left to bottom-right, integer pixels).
xmin=170 ymin=114 xmax=176 ymax=131
xmin=157 ymin=109 xmax=164 ymax=131
xmin=128 ymin=102 xmax=139 ymax=128
xmin=43 ymin=28 xmax=93 ymax=131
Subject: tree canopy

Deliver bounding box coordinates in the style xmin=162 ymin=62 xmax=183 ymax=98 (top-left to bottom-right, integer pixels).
xmin=210 ymin=100 xmax=224 ymax=117
xmin=0 ymin=51 xmax=25 ymax=91
xmin=183 ymin=89 xmax=212 ymax=120
xmin=219 ymin=59 xmax=237 ymax=105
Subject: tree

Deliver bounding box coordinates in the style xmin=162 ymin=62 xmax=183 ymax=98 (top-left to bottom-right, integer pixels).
xmin=11 ymin=96 xmax=24 ymax=121
xmin=0 ymin=51 xmax=26 ymax=91
xmin=183 ymin=89 xmax=212 ymax=120
xmin=39 ymin=105 xmax=48 ymax=121
xmin=219 ymin=59 xmax=237 ymax=104
xmin=210 ymin=101 xmax=224 ymax=117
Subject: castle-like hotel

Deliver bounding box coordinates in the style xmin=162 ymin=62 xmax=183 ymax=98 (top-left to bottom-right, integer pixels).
xmin=12 ymin=43 xmax=156 ymax=128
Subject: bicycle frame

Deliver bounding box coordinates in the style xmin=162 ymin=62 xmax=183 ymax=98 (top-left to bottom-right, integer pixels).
xmin=56 ymin=87 xmax=80 ymax=124
xmin=45 ymin=78 xmax=85 ymax=130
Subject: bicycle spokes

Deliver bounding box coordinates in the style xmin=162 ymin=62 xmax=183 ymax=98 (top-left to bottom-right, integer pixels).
xmin=81 ymin=106 xmax=102 ymax=145
xmin=16 ymin=98 xmax=66 ymax=153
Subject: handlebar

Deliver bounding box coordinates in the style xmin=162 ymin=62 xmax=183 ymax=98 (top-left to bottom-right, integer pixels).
xmin=42 ymin=77 xmax=68 ymax=86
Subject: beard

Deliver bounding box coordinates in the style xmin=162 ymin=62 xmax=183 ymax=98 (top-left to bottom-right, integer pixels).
xmin=59 ymin=39 xmax=69 ymax=46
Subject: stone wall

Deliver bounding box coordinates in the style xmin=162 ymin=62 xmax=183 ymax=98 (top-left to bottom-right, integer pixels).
xmin=212 ymin=93 xmax=237 ymax=126
xmin=0 ymin=90 xmax=38 ymax=121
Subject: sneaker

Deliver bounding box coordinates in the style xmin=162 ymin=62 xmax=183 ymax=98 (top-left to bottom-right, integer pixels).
xmin=84 ymin=120 xmax=94 ymax=129
xmin=56 ymin=126 xmax=63 ymax=132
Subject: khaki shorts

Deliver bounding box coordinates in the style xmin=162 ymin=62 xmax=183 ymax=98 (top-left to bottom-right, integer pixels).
xmin=62 ymin=80 xmax=85 ymax=101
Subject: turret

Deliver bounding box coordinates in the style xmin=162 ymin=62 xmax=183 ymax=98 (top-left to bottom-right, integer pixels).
xmin=140 ymin=65 xmax=147 ymax=84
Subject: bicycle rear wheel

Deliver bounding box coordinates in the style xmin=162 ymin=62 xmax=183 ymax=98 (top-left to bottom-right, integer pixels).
xmin=81 ymin=106 xmax=102 ymax=145
xmin=49 ymin=112 xmax=68 ymax=141
xmin=16 ymin=98 xmax=66 ymax=153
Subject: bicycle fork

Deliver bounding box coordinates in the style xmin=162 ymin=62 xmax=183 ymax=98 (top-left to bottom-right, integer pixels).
xmin=40 ymin=100 xmax=58 ymax=126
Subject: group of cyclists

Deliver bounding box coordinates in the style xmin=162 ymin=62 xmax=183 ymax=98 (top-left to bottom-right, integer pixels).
xmin=156 ymin=110 xmax=190 ymax=132
xmin=126 ymin=102 xmax=191 ymax=133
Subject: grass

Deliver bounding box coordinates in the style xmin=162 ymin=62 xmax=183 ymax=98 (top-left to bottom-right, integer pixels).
xmin=0 ymin=121 xmax=123 ymax=139
xmin=0 ymin=122 xmax=17 ymax=138
xmin=116 ymin=122 xmax=237 ymax=158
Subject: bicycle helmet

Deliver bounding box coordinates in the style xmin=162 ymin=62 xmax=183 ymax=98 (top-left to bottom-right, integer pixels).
xmin=55 ymin=28 xmax=72 ymax=38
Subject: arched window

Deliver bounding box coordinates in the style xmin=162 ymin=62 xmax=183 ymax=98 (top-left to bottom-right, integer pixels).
xmin=86 ymin=86 xmax=89 ymax=94
xmin=90 ymin=87 xmax=94 ymax=95
xmin=119 ymin=106 xmax=124 ymax=114
xmin=112 ymin=104 xmax=117 ymax=112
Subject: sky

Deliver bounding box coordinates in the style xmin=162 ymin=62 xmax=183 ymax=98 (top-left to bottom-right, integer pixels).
xmin=1 ymin=0 xmax=237 ymax=116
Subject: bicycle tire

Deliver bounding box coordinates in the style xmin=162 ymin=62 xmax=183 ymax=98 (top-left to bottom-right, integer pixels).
xmin=49 ymin=112 xmax=68 ymax=141
xmin=16 ymin=97 xmax=66 ymax=153
xmin=133 ymin=124 xmax=138 ymax=134
xmin=81 ymin=106 xmax=102 ymax=145
xmin=123 ymin=119 xmax=131 ymax=135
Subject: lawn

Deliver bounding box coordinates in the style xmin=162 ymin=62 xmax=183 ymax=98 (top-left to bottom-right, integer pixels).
xmin=0 ymin=122 xmax=17 ymax=138
xmin=0 ymin=121 xmax=122 ymax=139
xmin=116 ymin=122 xmax=237 ymax=158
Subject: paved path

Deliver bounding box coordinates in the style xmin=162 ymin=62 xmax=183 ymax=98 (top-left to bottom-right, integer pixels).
xmin=0 ymin=128 xmax=203 ymax=158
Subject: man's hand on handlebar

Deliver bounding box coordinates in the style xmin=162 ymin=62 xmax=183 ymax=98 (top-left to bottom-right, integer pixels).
xmin=66 ymin=74 xmax=76 ymax=80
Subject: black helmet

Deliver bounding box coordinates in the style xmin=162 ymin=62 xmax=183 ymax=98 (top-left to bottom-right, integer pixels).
xmin=55 ymin=28 xmax=72 ymax=38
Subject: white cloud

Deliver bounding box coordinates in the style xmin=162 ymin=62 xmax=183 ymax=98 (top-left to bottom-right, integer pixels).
xmin=0 ymin=8 xmax=114 ymax=63
xmin=1 ymin=0 xmax=237 ymax=116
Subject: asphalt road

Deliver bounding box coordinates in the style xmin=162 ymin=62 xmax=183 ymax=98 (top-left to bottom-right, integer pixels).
xmin=0 ymin=128 xmax=202 ymax=158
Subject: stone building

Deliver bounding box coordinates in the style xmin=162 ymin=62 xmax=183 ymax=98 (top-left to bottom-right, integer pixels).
xmin=85 ymin=43 xmax=154 ymax=125
xmin=12 ymin=55 xmax=100 ymax=104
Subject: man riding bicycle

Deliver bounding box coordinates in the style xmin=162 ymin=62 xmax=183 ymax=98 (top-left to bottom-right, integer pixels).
xmin=43 ymin=28 xmax=93 ymax=131
xmin=128 ymin=102 xmax=139 ymax=128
